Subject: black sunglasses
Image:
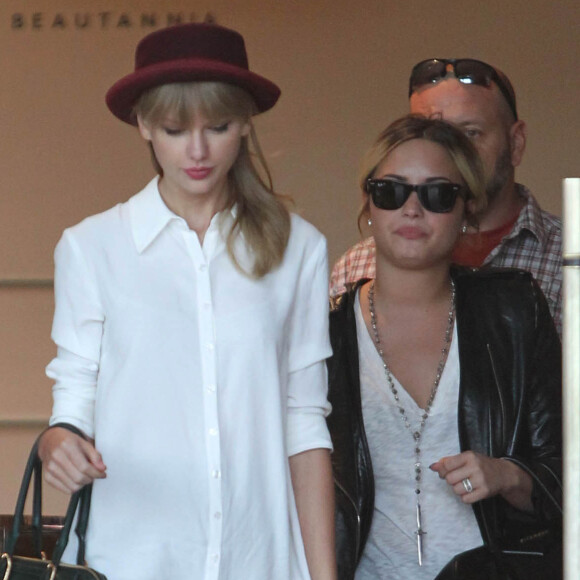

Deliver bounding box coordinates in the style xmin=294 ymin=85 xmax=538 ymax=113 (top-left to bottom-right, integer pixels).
xmin=409 ymin=58 xmax=518 ymax=120
xmin=365 ymin=178 xmax=466 ymax=213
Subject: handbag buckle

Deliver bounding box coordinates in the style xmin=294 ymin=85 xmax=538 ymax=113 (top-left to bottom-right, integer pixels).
xmin=1 ymin=554 xmax=57 ymax=580
xmin=1 ymin=554 xmax=12 ymax=580
xmin=46 ymin=561 xmax=57 ymax=580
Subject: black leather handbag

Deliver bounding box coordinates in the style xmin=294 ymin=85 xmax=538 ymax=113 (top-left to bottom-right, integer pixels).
xmin=434 ymin=542 xmax=562 ymax=580
xmin=1 ymin=423 xmax=107 ymax=579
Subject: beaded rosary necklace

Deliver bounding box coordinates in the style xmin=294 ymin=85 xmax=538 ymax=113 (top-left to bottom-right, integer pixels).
xmin=368 ymin=280 xmax=456 ymax=566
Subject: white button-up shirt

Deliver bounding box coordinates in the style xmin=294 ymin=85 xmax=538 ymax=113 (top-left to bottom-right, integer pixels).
xmin=47 ymin=178 xmax=332 ymax=580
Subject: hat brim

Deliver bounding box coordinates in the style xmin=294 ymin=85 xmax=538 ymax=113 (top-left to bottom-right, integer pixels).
xmin=106 ymin=58 xmax=281 ymax=125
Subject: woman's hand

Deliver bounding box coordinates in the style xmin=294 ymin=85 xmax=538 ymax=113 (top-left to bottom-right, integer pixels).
xmin=430 ymin=451 xmax=533 ymax=512
xmin=38 ymin=426 xmax=107 ymax=494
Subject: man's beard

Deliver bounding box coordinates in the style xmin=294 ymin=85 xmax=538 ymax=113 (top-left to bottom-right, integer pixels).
xmin=485 ymin=144 xmax=512 ymax=203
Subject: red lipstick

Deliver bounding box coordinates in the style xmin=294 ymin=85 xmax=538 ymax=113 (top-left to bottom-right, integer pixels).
xmin=185 ymin=167 xmax=212 ymax=180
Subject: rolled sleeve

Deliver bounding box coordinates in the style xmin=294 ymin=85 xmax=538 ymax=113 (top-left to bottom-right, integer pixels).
xmin=46 ymin=229 xmax=104 ymax=437
xmin=286 ymin=230 xmax=333 ymax=456
xmin=287 ymin=361 xmax=332 ymax=456
xmin=287 ymin=234 xmax=332 ymax=371
xmin=47 ymin=347 xmax=98 ymax=437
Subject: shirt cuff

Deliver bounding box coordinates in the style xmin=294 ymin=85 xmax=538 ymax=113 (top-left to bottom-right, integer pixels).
xmin=46 ymin=347 xmax=98 ymax=438
xmin=287 ymin=411 xmax=333 ymax=457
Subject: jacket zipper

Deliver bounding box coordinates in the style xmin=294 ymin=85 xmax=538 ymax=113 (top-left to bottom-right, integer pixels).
xmin=486 ymin=343 xmax=507 ymax=454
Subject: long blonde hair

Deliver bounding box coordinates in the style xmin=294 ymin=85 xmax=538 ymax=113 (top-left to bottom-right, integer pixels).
xmin=134 ymin=81 xmax=291 ymax=278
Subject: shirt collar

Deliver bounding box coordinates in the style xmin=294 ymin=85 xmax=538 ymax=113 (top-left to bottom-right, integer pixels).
xmin=505 ymin=184 xmax=549 ymax=248
xmin=128 ymin=177 xmax=239 ymax=254
xmin=128 ymin=177 xmax=184 ymax=254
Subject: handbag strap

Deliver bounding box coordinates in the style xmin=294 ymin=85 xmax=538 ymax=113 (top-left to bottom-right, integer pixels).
xmin=31 ymin=452 xmax=43 ymax=558
xmin=4 ymin=423 xmax=93 ymax=566
xmin=51 ymin=485 xmax=93 ymax=566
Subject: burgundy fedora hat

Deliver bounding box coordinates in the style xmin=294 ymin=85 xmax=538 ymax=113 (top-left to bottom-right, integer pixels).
xmin=106 ymin=23 xmax=281 ymax=125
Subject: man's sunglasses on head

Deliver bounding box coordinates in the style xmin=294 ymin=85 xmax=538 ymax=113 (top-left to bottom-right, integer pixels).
xmin=408 ymin=58 xmax=518 ymax=121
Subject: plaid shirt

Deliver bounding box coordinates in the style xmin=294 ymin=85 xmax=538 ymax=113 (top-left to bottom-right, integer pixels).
xmin=329 ymin=185 xmax=562 ymax=336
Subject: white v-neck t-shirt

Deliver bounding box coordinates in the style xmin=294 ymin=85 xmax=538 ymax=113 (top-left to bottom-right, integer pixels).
xmin=354 ymin=291 xmax=482 ymax=580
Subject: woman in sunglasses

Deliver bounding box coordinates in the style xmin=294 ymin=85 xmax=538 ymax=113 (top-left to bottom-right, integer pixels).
xmin=327 ymin=115 xmax=562 ymax=580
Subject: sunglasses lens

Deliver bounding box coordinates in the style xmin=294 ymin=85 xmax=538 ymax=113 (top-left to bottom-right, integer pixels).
xmin=410 ymin=59 xmax=447 ymax=92
xmin=453 ymin=59 xmax=493 ymax=87
xmin=368 ymin=180 xmax=406 ymax=210
xmin=456 ymin=59 xmax=517 ymax=120
xmin=420 ymin=184 xmax=459 ymax=212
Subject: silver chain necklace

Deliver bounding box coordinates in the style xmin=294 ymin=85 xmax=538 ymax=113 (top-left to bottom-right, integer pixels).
xmin=368 ymin=279 xmax=455 ymax=566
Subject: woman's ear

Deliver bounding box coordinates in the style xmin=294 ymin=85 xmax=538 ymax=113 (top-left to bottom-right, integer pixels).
xmin=137 ymin=115 xmax=153 ymax=141
xmin=465 ymin=198 xmax=476 ymax=216
xmin=463 ymin=199 xmax=479 ymax=230
xmin=357 ymin=193 xmax=372 ymax=234
xmin=241 ymin=120 xmax=251 ymax=137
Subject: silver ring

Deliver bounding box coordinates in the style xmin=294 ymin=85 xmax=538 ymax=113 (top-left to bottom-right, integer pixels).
xmin=462 ymin=478 xmax=473 ymax=493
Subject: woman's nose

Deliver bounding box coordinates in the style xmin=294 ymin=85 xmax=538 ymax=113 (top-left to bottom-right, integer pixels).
xmin=187 ymin=131 xmax=208 ymax=160
xmin=401 ymin=190 xmax=423 ymax=216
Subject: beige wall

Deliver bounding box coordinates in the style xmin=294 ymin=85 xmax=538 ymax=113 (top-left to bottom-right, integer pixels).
xmin=1 ymin=0 xmax=578 ymax=514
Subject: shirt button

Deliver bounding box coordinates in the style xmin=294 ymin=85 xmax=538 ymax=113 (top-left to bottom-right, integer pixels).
xmin=203 ymin=302 xmax=211 ymax=310
xmin=207 ymin=343 xmax=214 ymax=351
xmin=209 ymin=428 xmax=218 ymax=436
xmin=199 ymin=264 xmax=207 ymax=272
xmin=212 ymin=470 xmax=221 ymax=479
xmin=207 ymin=384 xmax=216 ymax=393
xmin=212 ymin=554 xmax=219 ymax=564
xmin=214 ymin=512 xmax=222 ymax=519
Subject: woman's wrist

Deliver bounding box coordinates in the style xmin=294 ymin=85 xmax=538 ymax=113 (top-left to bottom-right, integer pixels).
xmin=499 ymin=458 xmax=534 ymax=511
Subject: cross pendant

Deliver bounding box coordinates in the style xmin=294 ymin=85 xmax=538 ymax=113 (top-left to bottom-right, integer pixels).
xmin=414 ymin=502 xmax=426 ymax=566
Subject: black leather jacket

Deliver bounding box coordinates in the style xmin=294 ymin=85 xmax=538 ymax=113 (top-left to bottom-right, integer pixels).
xmin=327 ymin=268 xmax=562 ymax=580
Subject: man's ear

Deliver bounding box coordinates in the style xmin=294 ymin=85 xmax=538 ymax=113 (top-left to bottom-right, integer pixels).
xmin=509 ymin=120 xmax=527 ymax=168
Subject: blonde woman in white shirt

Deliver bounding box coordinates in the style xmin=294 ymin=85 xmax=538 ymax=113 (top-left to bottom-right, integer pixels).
xmin=38 ymin=23 xmax=336 ymax=580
